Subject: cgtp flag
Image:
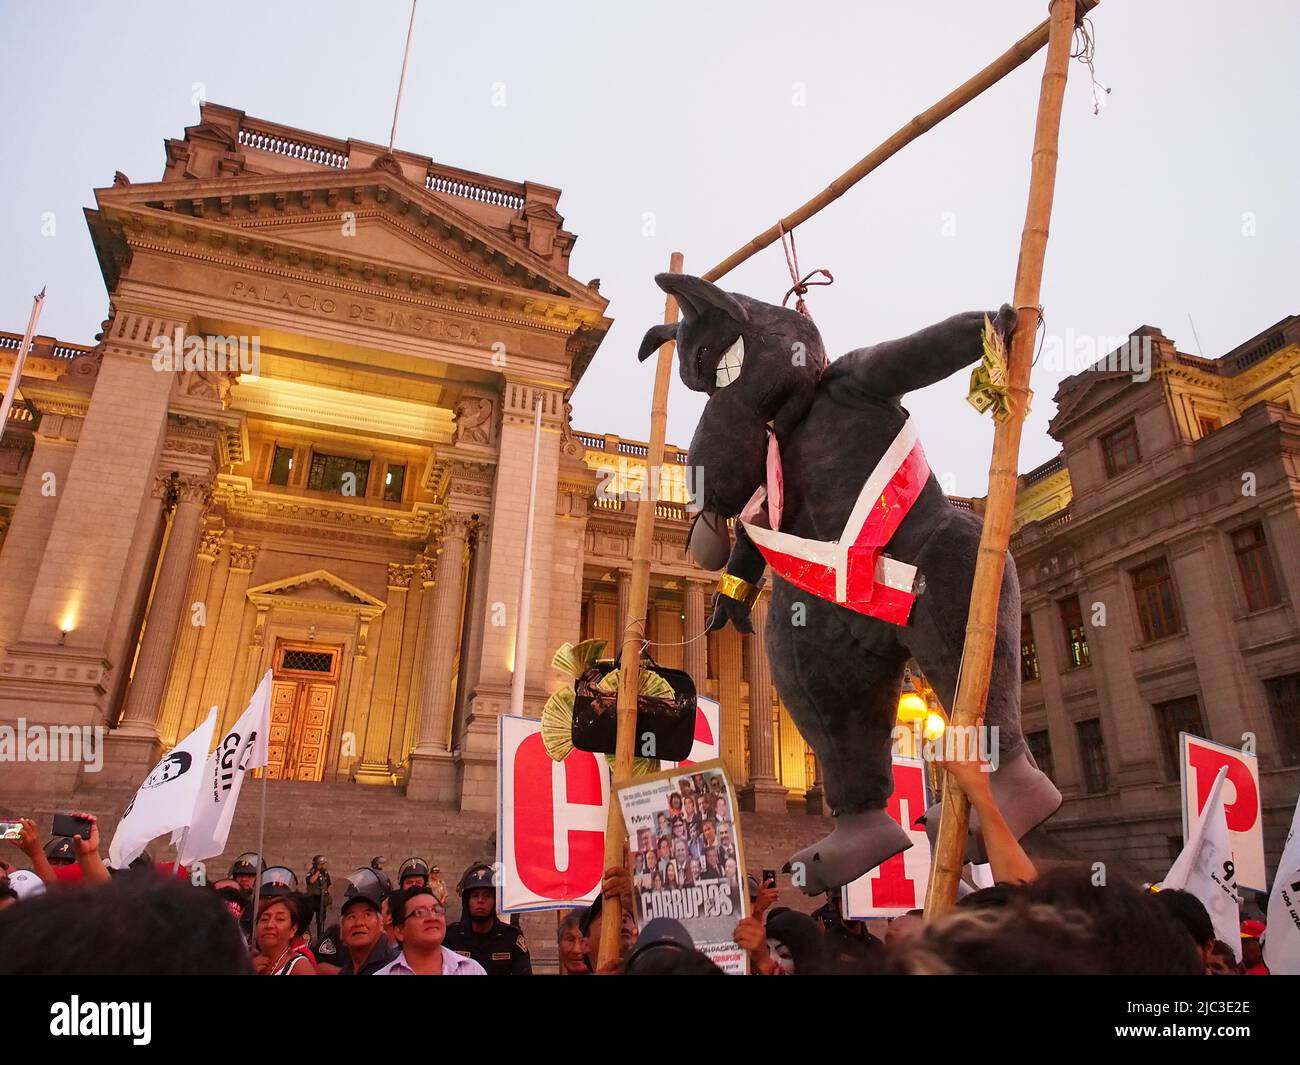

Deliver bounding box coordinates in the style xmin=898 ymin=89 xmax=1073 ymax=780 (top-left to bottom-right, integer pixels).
xmin=174 ymin=672 xmax=272 ymax=865
xmin=108 ymin=708 xmax=216 ymax=869
xmin=1264 ymin=790 xmax=1300 ymax=975
xmin=1161 ymin=765 xmax=1242 ymax=961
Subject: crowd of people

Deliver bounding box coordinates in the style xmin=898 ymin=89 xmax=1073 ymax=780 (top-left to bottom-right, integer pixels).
xmin=0 ymin=753 xmax=1278 ymax=976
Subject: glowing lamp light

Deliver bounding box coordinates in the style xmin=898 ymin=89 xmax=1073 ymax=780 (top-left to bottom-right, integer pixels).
xmin=923 ymin=712 xmax=947 ymax=741
xmin=897 ymin=690 xmax=928 ymax=722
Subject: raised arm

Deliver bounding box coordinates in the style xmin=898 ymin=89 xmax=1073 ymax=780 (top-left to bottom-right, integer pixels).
xmin=704 ymin=524 xmax=767 ymax=635
xmin=833 ymin=305 xmax=1017 ymax=402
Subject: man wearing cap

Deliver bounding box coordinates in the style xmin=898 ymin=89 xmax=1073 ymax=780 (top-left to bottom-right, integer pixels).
xmin=336 ymin=890 xmax=399 ymax=975
xmin=442 ymin=861 xmax=532 ymax=975
xmin=374 ymin=886 xmax=485 ymax=975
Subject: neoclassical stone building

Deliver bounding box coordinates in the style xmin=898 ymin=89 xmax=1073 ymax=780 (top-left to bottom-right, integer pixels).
xmin=0 ymin=104 xmax=807 ymax=816
xmin=1003 ymin=317 xmax=1300 ymax=881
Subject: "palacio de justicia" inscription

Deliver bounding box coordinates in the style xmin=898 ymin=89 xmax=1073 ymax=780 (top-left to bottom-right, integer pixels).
xmin=227 ymin=279 xmax=484 ymax=344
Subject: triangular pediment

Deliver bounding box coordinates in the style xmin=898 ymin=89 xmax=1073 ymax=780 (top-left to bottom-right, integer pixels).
xmin=254 ymin=210 xmax=511 ymax=287
xmin=247 ymin=569 xmax=386 ymax=610
xmin=91 ymin=169 xmax=607 ymax=311
xmin=1049 ymin=372 xmax=1142 ymax=436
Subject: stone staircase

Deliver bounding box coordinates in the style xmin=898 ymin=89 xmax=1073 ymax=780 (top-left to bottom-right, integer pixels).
xmin=2 ymin=777 xmax=834 ymax=972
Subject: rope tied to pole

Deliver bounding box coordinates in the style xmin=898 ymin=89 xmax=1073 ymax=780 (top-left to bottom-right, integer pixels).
xmin=777 ymin=221 xmax=834 ymax=320
xmin=1070 ymin=10 xmax=1109 ymax=115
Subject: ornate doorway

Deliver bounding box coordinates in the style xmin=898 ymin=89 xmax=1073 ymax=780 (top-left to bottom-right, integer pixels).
xmin=266 ymin=641 xmax=342 ymax=781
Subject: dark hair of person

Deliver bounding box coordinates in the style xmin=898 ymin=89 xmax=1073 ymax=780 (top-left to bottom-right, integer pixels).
xmin=389 ymin=885 xmax=437 ymax=925
xmin=955 ymin=883 xmax=1021 ymax=910
xmin=215 ymin=885 xmax=249 ymax=912
xmin=258 ymin=891 xmax=312 ymax=936
xmin=0 ymin=883 xmax=18 ymax=904
xmin=558 ymin=912 xmax=583 ymax=942
xmin=1153 ymin=888 xmax=1214 ymax=947
xmin=1021 ymin=868 xmax=1204 ymax=975
xmin=0 ymin=875 xmax=252 ymax=975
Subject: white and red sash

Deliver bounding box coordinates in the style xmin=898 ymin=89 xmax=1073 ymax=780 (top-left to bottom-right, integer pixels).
xmin=739 ymin=418 xmax=930 ymax=626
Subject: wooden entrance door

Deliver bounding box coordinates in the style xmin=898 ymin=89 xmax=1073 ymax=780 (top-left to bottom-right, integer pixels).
xmin=266 ymin=642 xmax=342 ymax=782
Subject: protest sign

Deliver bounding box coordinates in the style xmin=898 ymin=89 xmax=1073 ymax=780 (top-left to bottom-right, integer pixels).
xmin=616 ymin=758 xmax=749 ymax=973
xmin=1180 ymin=733 xmax=1265 ymax=893
xmin=498 ymin=714 xmax=607 ymax=913
xmin=843 ymin=756 xmax=932 ymax=919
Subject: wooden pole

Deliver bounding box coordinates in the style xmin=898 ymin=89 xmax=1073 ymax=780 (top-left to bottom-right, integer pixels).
xmin=924 ymin=0 xmax=1080 ymax=921
xmin=702 ymin=0 xmax=1096 ymax=283
xmin=596 ymin=250 xmax=684 ymax=970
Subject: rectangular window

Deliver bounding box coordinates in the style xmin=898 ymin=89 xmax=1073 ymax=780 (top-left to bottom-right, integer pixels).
xmin=1100 ymin=420 xmax=1141 ymax=478
xmin=307 ymin=452 xmax=371 ymax=496
xmin=1076 ymin=718 xmax=1109 ymax=794
xmin=269 ymin=445 xmax=294 ymax=486
xmin=1232 ymin=523 xmax=1281 ymax=613
xmin=383 ymin=463 xmax=407 ymax=503
xmin=1131 ymin=558 xmax=1183 ymax=642
xmin=1020 ymin=614 xmax=1040 ymax=682
xmin=1262 ymin=673 xmax=1300 ymax=767
xmin=1059 ymin=595 xmax=1090 ymax=669
xmin=1026 ymin=729 xmax=1055 ymax=784
xmin=1152 ymin=695 xmax=1206 ymax=781
xmin=1197 ymin=414 xmax=1222 ymax=437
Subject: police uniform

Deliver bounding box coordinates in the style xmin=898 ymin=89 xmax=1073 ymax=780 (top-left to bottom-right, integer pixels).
xmin=444 ymin=862 xmax=532 ymax=975
xmin=444 ymin=917 xmax=531 ymax=975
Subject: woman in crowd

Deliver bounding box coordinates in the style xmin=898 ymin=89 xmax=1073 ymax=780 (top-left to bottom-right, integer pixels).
xmin=253 ymin=894 xmax=316 ymax=975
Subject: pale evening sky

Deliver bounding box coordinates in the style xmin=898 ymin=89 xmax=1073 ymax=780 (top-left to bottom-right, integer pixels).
xmin=1 ymin=0 xmax=1295 ymax=496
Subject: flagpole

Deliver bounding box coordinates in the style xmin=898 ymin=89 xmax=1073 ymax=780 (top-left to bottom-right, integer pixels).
xmin=388 ymin=0 xmax=419 ymax=152
xmin=0 ymin=288 xmax=46 ymax=447
xmin=509 ymin=393 xmax=544 ymax=716
xmin=251 ymin=759 xmax=269 ymax=950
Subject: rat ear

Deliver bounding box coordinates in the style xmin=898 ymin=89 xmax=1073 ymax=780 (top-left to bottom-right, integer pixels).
xmin=654 ymin=273 xmax=749 ymax=324
xmin=637 ymin=322 xmax=679 ymax=362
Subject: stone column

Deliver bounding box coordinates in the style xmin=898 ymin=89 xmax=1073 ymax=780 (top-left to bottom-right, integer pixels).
xmin=409 ymin=513 xmax=473 ymax=802
xmin=199 ymin=542 xmax=259 ymax=735
xmin=111 ymin=474 xmax=211 ymax=771
xmin=717 ymin=626 xmax=746 ymax=785
xmin=739 ymin=596 xmax=787 ymax=812
xmin=616 ymin=569 xmax=632 ymax=646
xmin=684 ymin=578 xmax=710 ymax=685
xmin=158 ymin=527 xmax=223 ymax=746
xmin=0 ymin=430 xmax=78 ymax=653
xmin=357 ymin=563 xmax=412 ymax=783
xmin=805 ymin=753 xmax=826 ymax=816
xmin=778 ymin=702 xmax=808 ymax=795
xmin=395 ymin=556 xmax=432 ymax=769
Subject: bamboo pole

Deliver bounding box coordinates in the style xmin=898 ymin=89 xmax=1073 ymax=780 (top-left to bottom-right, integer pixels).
xmin=924 ymin=0 xmax=1080 ymax=921
xmin=702 ymin=0 xmax=1097 ymax=283
xmin=596 ymin=250 xmax=684 ymax=970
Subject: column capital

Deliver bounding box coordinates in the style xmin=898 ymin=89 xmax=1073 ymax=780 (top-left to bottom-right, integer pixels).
xmin=387 ymin=562 xmax=415 ymax=590
xmin=198 ymin=528 xmax=225 ymax=561
xmin=227 ymin=542 xmax=258 ymax=572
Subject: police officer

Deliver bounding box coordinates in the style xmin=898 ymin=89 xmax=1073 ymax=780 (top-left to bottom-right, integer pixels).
xmin=442 ymin=862 xmax=531 ymax=975
xmin=397 ymin=857 xmax=430 ymax=893
xmin=230 ymin=853 xmax=263 ymax=895
xmin=44 ymin=837 xmax=77 ymax=868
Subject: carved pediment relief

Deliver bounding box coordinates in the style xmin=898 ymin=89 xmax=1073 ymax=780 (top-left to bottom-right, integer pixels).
xmin=247 ymin=569 xmax=385 ymax=618
xmin=92 ymin=172 xmax=606 ymax=313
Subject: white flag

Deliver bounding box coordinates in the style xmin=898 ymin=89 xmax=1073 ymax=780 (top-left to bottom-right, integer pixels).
xmin=1161 ymin=765 xmax=1242 ymax=960
xmin=1264 ymin=790 xmax=1300 ymax=975
xmin=175 ymin=673 xmax=273 ymax=865
xmin=108 ymin=708 xmax=217 ymax=869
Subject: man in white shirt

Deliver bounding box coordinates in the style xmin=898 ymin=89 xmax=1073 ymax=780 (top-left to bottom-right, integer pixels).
xmin=374 ymin=886 xmax=486 ymax=975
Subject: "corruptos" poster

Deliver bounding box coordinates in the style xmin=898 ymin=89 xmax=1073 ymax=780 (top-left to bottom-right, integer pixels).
xmin=616 ymin=759 xmax=750 ymax=974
